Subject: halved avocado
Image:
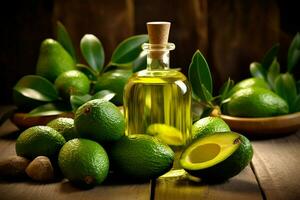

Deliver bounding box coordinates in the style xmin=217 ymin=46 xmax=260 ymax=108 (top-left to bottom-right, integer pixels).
xmin=180 ymin=132 xmax=253 ymax=182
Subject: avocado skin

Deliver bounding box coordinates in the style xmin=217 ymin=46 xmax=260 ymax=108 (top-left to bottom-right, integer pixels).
xmin=227 ymin=87 xmax=289 ymax=117
xmin=185 ymin=133 xmax=253 ymax=183
xmin=109 ymin=134 xmax=174 ymax=180
xmin=36 ymin=38 xmax=75 ymax=82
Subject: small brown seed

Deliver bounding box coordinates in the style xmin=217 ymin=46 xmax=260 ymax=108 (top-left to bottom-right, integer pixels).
xmin=26 ymin=156 xmax=54 ymax=182
xmin=0 ymin=156 xmax=30 ymax=178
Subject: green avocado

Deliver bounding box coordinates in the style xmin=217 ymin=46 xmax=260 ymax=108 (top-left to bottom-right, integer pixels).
xmin=226 ymin=87 xmax=289 ymax=117
xmin=36 ymin=39 xmax=75 ymax=82
xmin=94 ymin=69 xmax=132 ymax=105
xmin=229 ymin=77 xmax=269 ymax=96
xmin=74 ymin=99 xmax=125 ymax=144
xmin=54 ymin=70 xmax=90 ymax=100
xmin=109 ymin=134 xmax=174 ymax=180
xmin=47 ymin=117 xmax=79 ymax=141
xmin=192 ymin=117 xmax=230 ymax=140
xmin=58 ymin=139 xmax=109 ymax=188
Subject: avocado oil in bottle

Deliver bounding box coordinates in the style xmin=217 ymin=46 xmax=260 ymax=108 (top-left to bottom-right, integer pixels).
xmin=123 ymin=22 xmax=192 ymax=177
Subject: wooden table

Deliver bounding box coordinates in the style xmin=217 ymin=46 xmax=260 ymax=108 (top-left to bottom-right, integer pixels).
xmin=0 ymin=106 xmax=300 ymax=200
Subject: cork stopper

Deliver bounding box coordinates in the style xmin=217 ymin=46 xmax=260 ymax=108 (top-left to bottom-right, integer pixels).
xmin=147 ymin=22 xmax=171 ymax=44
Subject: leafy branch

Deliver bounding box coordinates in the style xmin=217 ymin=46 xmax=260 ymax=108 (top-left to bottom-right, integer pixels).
xmin=189 ymin=32 xmax=300 ymax=121
xmin=248 ymin=33 xmax=300 ymax=113
xmin=3 ymin=21 xmax=148 ymax=124
xmin=188 ymin=50 xmax=216 ymax=120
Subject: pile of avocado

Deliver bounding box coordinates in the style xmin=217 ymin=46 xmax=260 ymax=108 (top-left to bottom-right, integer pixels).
xmin=222 ymin=33 xmax=300 ymax=117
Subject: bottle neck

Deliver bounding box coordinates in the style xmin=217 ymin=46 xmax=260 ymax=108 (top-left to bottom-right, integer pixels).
xmin=142 ymin=43 xmax=175 ymax=70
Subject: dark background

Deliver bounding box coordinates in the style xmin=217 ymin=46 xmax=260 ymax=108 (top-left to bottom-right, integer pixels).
xmin=0 ymin=0 xmax=299 ymax=104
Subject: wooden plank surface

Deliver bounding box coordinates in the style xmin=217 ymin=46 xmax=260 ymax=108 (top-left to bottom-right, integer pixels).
xmin=0 ymin=119 xmax=151 ymax=200
xmin=251 ymin=131 xmax=300 ymax=200
xmin=154 ymin=166 xmax=262 ymax=200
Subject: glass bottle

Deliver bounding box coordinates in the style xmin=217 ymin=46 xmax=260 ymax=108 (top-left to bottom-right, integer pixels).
xmin=123 ymin=22 xmax=192 ymax=173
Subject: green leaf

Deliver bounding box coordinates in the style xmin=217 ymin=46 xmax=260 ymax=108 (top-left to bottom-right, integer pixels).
xmin=56 ymin=21 xmax=77 ymax=62
xmin=267 ymin=58 xmax=280 ymax=90
xmin=201 ymin=84 xmax=213 ymax=102
xmin=70 ymin=90 xmax=115 ymax=111
xmin=80 ymin=34 xmax=105 ymax=73
xmin=92 ymin=90 xmax=115 ymax=101
xmin=287 ymin=33 xmax=300 ymax=72
xmin=70 ymin=94 xmax=92 ymax=111
xmin=274 ymin=73 xmax=297 ymax=108
xmin=288 ymin=50 xmax=300 ymax=72
xmin=111 ymin=35 xmax=148 ymax=64
xmin=188 ymin=50 xmax=213 ymax=101
xmin=76 ymin=63 xmax=98 ymax=81
xmin=220 ymin=97 xmax=231 ymax=114
xmin=110 ymin=63 xmax=132 ymax=69
xmin=132 ymin=51 xmax=147 ymax=72
xmin=261 ymin=43 xmax=280 ymax=70
xmin=296 ymin=80 xmax=300 ymax=94
xmin=191 ymin=92 xmax=201 ymax=102
xmin=13 ymin=75 xmax=58 ymax=102
xmin=28 ymin=102 xmax=71 ymax=117
xmin=219 ymin=78 xmax=235 ymax=101
xmin=291 ymin=95 xmax=300 ymax=112
xmin=221 ymin=97 xmax=231 ymax=105
xmin=250 ymin=62 xmax=266 ymax=80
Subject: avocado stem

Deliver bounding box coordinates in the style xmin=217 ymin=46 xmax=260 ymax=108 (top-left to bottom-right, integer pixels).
xmin=84 ymin=107 xmax=91 ymax=114
xmin=84 ymin=176 xmax=94 ymax=185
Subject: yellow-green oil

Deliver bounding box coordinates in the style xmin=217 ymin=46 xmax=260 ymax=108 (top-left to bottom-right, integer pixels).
xmin=124 ymin=69 xmax=192 ymax=154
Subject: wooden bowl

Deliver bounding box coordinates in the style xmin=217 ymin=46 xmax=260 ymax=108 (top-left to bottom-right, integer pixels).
xmin=220 ymin=112 xmax=300 ymax=136
xmin=11 ymin=112 xmax=74 ymax=129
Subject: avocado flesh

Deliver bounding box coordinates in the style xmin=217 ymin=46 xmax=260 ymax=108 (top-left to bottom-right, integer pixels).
xmin=180 ymin=132 xmax=253 ymax=182
xmin=181 ymin=132 xmax=239 ymax=170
